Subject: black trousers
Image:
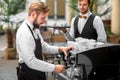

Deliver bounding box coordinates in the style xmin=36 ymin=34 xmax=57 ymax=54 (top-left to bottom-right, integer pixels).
xmin=17 ymin=63 xmax=46 ymax=80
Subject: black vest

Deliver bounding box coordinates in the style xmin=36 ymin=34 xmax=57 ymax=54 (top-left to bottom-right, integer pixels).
xmin=74 ymin=14 xmax=97 ymax=40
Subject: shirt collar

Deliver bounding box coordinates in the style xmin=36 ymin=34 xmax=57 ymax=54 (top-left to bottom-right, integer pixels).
xmin=79 ymin=11 xmax=92 ymax=19
xmin=25 ymin=19 xmax=34 ymax=30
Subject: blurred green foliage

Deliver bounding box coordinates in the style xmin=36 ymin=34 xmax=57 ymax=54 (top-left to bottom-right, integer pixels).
xmin=67 ymin=0 xmax=111 ymax=18
xmin=0 ymin=0 xmax=26 ymax=28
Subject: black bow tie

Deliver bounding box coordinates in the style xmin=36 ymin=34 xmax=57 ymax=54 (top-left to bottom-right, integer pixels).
xmin=33 ymin=27 xmax=37 ymax=30
xmin=33 ymin=25 xmax=39 ymax=30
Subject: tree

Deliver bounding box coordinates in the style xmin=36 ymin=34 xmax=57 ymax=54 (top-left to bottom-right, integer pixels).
xmin=0 ymin=0 xmax=26 ymax=59
xmin=0 ymin=0 xmax=26 ymax=48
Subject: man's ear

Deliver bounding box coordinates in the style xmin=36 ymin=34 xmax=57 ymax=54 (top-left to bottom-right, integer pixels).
xmin=31 ymin=11 xmax=37 ymax=19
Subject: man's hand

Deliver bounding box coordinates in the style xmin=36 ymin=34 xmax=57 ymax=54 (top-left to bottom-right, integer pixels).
xmin=58 ymin=46 xmax=74 ymax=56
xmin=54 ymin=65 xmax=65 ymax=73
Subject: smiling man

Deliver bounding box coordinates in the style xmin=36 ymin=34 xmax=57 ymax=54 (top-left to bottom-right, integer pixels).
xmin=60 ymin=0 xmax=107 ymax=42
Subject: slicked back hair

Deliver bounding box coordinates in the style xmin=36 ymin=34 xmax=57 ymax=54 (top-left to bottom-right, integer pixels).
xmin=28 ymin=1 xmax=49 ymax=16
xmin=78 ymin=0 xmax=91 ymax=5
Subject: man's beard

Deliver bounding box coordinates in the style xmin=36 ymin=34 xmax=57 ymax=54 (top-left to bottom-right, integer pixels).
xmin=33 ymin=18 xmax=40 ymax=29
xmin=33 ymin=22 xmax=39 ymax=29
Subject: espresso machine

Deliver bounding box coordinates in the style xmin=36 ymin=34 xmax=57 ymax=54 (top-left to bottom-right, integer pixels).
xmin=55 ymin=43 xmax=120 ymax=80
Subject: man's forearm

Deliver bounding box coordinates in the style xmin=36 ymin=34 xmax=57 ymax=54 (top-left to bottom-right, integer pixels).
xmin=64 ymin=32 xmax=75 ymax=41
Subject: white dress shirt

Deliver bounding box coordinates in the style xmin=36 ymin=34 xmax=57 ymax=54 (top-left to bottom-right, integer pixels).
xmin=65 ymin=11 xmax=107 ymax=42
xmin=16 ymin=19 xmax=59 ymax=72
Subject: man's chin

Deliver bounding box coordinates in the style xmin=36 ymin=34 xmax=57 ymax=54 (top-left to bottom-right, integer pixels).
xmin=81 ymin=11 xmax=87 ymax=14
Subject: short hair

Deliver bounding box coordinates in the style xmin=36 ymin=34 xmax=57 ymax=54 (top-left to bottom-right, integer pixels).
xmin=28 ymin=1 xmax=49 ymax=16
xmin=78 ymin=0 xmax=91 ymax=5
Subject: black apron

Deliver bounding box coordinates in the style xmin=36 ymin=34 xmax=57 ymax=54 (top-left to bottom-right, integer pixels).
xmin=17 ymin=24 xmax=46 ymax=80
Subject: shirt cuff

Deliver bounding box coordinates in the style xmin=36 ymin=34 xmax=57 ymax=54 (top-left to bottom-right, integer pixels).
xmin=47 ymin=63 xmax=55 ymax=72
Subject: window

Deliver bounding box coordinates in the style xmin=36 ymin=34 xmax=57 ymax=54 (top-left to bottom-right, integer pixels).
xmin=46 ymin=0 xmax=66 ymax=19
